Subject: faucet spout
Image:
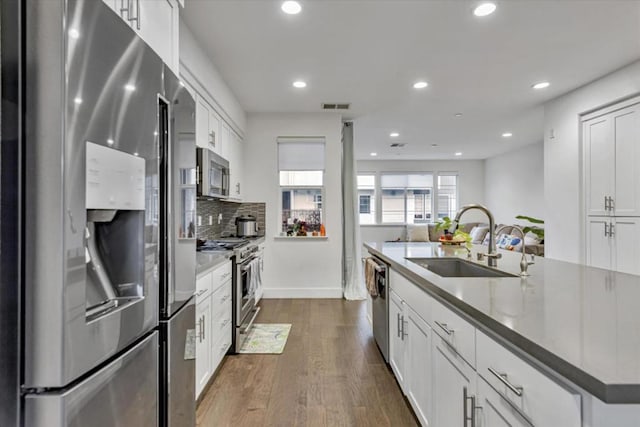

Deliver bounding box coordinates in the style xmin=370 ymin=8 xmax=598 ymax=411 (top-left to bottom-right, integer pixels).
xmin=452 ymin=204 xmax=499 ymax=267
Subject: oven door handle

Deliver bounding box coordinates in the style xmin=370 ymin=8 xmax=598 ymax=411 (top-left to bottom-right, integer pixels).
xmin=239 ymin=306 xmax=261 ymax=334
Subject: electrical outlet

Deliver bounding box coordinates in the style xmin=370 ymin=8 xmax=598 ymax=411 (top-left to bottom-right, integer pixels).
xmin=208 ymin=215 xmax=213 ymax=225
xmin=197 ymin=216 xmax=202 ymax=226
xmin=218 ymin=213 xmax=223 ymax=224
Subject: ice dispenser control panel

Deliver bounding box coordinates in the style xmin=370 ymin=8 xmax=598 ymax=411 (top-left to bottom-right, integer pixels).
xmin=86 ymin=141 xmax=145 ymax=210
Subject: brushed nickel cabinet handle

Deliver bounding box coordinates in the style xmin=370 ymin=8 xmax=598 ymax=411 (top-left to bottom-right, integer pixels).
xmin=397 ymin=312 xmax=401 ymax=338
xmin=488 ymin=367 xmax=523 ymax=396
xmin=435 ymin=321 xmax=454 ymax=336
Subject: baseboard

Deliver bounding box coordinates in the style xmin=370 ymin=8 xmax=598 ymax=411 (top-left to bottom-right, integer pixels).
xmin=262 ymin=287 xmax=343 ymax=299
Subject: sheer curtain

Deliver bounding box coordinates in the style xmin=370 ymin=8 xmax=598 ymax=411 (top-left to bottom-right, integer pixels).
xmin=342 ymin=122 xmax=366 ymax=300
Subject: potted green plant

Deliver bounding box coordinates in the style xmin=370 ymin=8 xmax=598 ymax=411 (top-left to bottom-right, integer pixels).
xmin=515 ymin=215 xmax=544 ymax=243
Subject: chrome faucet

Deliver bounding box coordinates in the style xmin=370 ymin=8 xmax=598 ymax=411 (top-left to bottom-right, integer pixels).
xmin=449 ymin=204 xmax=501 ymax=267
xmin=495 ymin=225 xmax=535 ymax=277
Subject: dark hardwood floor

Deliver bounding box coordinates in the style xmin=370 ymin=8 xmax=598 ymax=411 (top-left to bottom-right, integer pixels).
xmin=196 ymin=299 xmax=418 ymax=426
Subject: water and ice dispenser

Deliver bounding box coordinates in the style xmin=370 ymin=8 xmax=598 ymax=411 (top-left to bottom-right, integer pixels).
xmin=85 ymin=142 xmax=147 ymax=319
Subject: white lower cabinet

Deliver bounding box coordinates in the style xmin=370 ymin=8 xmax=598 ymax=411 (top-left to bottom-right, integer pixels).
xmin=195 ymin=260 xmax=233 ymax=399
xmin=195 ymin=293 xmax=212 ymax=397
xmin=389 ymin=290 xmax=407 ymax=392
xmin=406 ymin=306 xmax=433 ymax=427
xmin=389 ymin=289 xmax=434 ymax=426
xmin=587 ymin=216 xmax=640 ymax=274
xmin=387 ymin=267 xmax=583 ymax=427
xmin=433 ymin=333 xmax=476 ymax=427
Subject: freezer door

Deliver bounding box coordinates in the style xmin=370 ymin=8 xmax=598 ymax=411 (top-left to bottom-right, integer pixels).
xmin=25 ymin=332 xmax=158 ymax=427
xmin=160 ymin=297 xmax=196 ymax=427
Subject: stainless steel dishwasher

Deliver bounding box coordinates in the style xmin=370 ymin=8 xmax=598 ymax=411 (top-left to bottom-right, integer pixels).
xmin=369 ymin=257 xmax=389 ymax=363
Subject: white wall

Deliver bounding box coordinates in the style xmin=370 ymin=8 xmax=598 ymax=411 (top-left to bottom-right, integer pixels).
xmin=243 ymin=113 xmax=343 ymax=298
xmin=544 ymin=60 xmax=640 ymax=263
xmin=484 ymin=142 xmax=544 ymax=226
xmin=357 ymin=159 xmax=486 ymax=243
xmin=179 ymin=19 xmax=247 ymax=135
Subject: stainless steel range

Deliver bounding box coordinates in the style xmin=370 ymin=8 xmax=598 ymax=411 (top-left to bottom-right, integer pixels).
xmin=233 ymin=243 xmax=261 ymax=353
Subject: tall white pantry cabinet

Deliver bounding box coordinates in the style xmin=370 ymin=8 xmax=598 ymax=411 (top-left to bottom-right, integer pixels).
xmin=584 ymin=97 xmax=640 ymax=275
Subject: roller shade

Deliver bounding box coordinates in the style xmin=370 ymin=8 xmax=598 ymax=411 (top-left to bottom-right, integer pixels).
xmin=277 ymin=137 xmax=325 ymax=171
xmin=381 ymin=173 xmax=433 ymax=188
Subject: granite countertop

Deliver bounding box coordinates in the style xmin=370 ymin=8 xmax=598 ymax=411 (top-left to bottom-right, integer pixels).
xmin=364 ymin=241 xmax=640 ymax=404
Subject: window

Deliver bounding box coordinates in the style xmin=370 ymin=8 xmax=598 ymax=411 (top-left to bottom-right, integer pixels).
xmin=278 ymin=138 xmax=325 ymax=235
xmin=359 ymin=195 xmax=371 ymax=214
xmin=381 ymin=174 xmax=433 ymax=224
xmin=437 ymin=174 xmax=458 ymax=219
xmin=359 ymin=172 xmax=458 ymax=224
xmin=357 ymin=174 xmax=376 ymax=224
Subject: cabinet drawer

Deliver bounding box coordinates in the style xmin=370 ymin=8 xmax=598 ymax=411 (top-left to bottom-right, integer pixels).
xmin=211 ymin=301 xmax=232 ymax=345
xmin=210 ymin=280 xmax=232 ymax=317
xmin=211 ymin=327 xmax=232 ymax=372
xmin=431 ymin=298 xmax=476 ymax=367
xmin=476 ymin=330 xmax=581 ymax=427
xmin=211 ymin=261 xmax=232 ymax=293
xmin=389 ymin=269 xmax=433 ymax=326
xmin=195 ymin=272 xmax=212 ymax=301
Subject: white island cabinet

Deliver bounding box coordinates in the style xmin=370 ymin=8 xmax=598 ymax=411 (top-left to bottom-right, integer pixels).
xmin=388 ymin=265 xmax=582 ymax=427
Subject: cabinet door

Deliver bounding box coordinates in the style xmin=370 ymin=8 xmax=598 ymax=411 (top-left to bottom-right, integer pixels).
xmin=208 ymin=110 xmax=222 ymax=156
xmin=477 ymin=378 xmax=532 ymax=427
xmin=137 ymin=0 xmax=179 ymax=73
xmin=586 ymin=217 xmax=612 ymax=270
xmin=221 ymin=123 xmax=232 ymax=160
xmin=584 ymin=115 xmax=614 ymax=216
xmin=195 ymin=296 xmax=212 ymax=398
xmin=406 ymin=307 xmax=433 ymax=427
xmin=433 ymin=334 xmax=475 ymax=427
xmin=195 ymin=97 xmax=210 ymax=149
xmin=613 ymin=217 xmax=640 ymax=275
xmin=613 ymin=103 xmax=640 ymax=216
xmin=389 ymin=290 xmax=406 ymax=393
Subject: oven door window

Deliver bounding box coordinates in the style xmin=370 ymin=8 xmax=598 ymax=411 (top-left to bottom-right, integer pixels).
xmin=241 ymin=265 xmax=251 ymax=310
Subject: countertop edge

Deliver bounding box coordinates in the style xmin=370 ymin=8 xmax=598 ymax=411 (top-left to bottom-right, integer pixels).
xmin=364 ymin=242 xmax=638 ymax=404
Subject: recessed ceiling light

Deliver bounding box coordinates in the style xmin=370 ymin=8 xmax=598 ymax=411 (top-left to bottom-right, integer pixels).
xmin=134 ymin=152 xmax=139 ymax=156
xmin=532 ymin=81 xmax=550 ymax=90
xmin=502 ymin=132 xmax=513 ymax=138
xmin=107 ymin=139 xmax=114 ymax=145
xmin=473 ymin=2 xmax=497 ymax=17
xmin=73 ymin=97 xmax=82 ymax=105
xmin=370 ymin=152 xmax=378 ymax=157
xmin=454 ymin=113 xmax=463 ymax=118
xmin=281 ymin=1 xmax=302 ymax=15
xmin=124 ymin=84 xmax=136 ymax=92
xmin=390 ymin=132 xmax=400 ymax=138
xmin=413 ymin=81 xmax=428 ymax=89
xmin=68 ymin=28 xmax=80 ymax=39
xmin=455 ymin=152 xmax=463 ymax=156
xmin=292 ymin=80 xmax=307 ymax=88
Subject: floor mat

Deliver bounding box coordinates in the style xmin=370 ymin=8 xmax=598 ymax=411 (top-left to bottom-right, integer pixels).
xmin=237 ymin=323 xmax=292 ymax=354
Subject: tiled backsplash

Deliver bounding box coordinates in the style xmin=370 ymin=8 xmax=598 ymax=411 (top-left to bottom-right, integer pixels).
xmin=196 ymin=199 xmax=266 ymax=239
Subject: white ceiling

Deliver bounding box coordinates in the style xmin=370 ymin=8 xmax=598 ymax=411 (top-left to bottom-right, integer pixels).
xmin=182 ymin=0 xmax=640 ymax=160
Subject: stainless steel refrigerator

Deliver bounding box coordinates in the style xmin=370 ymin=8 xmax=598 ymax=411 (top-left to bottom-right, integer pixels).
xmin=1 ymin=0 xmax=198 ymax=425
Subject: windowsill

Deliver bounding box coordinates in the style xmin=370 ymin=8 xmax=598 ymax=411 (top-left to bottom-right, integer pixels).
xmin=274 ymin=235 xmax=329 ymax=241
xmin=360 ymin=224 xmax=409 ymax=227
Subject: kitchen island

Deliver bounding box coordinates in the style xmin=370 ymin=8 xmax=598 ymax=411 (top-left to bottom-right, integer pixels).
xmin=365 ymin=241 xmax=640 ymax=426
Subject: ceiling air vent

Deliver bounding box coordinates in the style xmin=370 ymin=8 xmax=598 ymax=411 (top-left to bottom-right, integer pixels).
xmin=390 ymin=143 xmax=406 ymax=148
xmin=322 ymin=103 xmax=351 ymax=110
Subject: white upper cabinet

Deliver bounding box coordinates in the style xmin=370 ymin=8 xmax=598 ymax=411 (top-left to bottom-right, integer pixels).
xmin=584 ymin=100 xmax=640 ymax=217
xmin=101 ymin=0 xmax=180 ymax=73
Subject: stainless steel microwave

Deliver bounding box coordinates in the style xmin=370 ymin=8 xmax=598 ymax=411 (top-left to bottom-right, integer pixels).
xmin=196 ymin=148 xmax=229 ymax=198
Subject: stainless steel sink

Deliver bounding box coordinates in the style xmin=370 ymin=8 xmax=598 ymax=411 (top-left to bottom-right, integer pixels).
xmin=406 ymin=258 xmax=517 ymax=278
